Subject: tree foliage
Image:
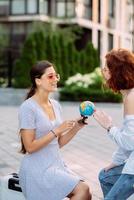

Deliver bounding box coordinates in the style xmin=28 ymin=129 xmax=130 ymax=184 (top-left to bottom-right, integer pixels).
xmin=13 ymin=24 xmax=100 ymax=88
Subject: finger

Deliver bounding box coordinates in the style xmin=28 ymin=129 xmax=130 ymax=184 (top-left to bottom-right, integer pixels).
xmin=93 ymin=115 xmax=101 ymax=122
xmin=76 ymin=117 xmax=83 ymax=122
xmin=93 ymin=112 xmax=101 ymax=119
xmin=95 ymin=111 xmax=104 ymax=118
xmin=68 ymin=121 xmax=75 ymax=127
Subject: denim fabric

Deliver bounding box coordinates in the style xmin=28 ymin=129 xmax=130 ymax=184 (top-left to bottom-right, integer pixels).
xmin=99 ymin=164 xmax=134 ymax=200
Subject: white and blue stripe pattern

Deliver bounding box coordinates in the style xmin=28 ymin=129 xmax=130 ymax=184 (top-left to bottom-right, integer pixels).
xmin=18 ymin=98 xmax=80 ymax=200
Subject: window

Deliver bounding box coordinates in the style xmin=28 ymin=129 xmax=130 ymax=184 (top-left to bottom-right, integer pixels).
xmin=84 ymin=0 xmax=92 ymax=19
xmin=108 ymin=0 xmax=115 ymax=18
xmin=98 ymin=30 xmax=102 ymax=56
xmin=66 ymin=2 xmax=75 ymax=17
xmin=39 ymin=0 xmax=48 ymax=15
xmin=56 ymin=0 xmax=75 ymax=18
xmin=108 ymin=33 xmax=113 ymax=51
xmin=27 ymin=0 xmax=37 ymax=14
xmin=0 ymin=0 xmax=9 ymax=16
xmin=10 ymin=22 xmax=27 ymax=48
xmin=76 ymin=0 xmax=92 ymax=20
xmin=57 ymin=1 xmax=65 ymax=17
xmin=11 ymin=0 xmax=25 ymax=14
xmin=0 ymin=23 xmax=9 ymax=35
xmin=11 ymin=23 xmax=26 ymax=34
xmin=98 ymin=0 xmax=101 ymax=23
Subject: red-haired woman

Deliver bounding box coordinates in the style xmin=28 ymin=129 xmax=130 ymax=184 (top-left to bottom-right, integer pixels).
xmin=94 ymin=49 xmax=134 ymax=200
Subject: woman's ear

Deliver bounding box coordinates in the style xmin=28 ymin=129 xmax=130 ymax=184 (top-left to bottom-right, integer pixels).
xmin=35 ymin=78 xmax=41 ymax=86
xmin=102 ymin=66 xmax=111 ymax=81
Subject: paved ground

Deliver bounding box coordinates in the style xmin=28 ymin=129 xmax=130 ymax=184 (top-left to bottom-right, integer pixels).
xmin=0 ymin=102 xmax=123 ymax=200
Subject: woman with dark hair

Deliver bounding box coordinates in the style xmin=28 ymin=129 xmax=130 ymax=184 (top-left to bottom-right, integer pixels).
xmin=18 ymin=60 xmax=91 ymax=200
xmin=93 ymin=49 xmax=134 ymax=200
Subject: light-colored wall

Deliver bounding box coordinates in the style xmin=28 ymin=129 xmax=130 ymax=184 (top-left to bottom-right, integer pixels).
xmin=76 ymin=0 xmax=133 ymax=65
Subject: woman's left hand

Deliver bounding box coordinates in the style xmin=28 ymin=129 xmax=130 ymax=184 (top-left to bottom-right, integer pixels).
xmin=73 ymin=117 xmax=88 ymax=130
xmin=93 ymin=110 xmax=113 ymax=130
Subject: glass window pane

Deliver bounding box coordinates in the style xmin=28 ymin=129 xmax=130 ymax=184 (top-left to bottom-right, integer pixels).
xmin=108 ymin=0 xmax=115 ymax=17
xmin=108 ymin=33 xmax=113 ymax=51
xmin=76 ymin=1 xmax=92 ymax=19
xmin=11 ymin=0 xmax=25 ymax=14
xmin=0 ymin=23 xmax=9 ymax=35
xmin=12 ymin=23 xmax=25 ymax=34
xmin=78 ymin=0 xmax=90 ymax=4
xmin=27 ymin=23 xmax=33 ymax=34
xmin=27 ymin=0 xmax=37 ymax=14
xmin=39 ymin=0 xmax=48 ymax=14
xmin=83 ymin=0 xmax=90 ymax=4
xmin=77 ymin=0 xmax=83 ymax=3
xmin=57 ymin=2 xmax=65 ymax=17
xmin=0 ymin=0 xmax=9 ymax=15
xmin=85 ymin=6 xmax=92 ymax=19
xmin=67 ymin=2 xmax=75 ymax=17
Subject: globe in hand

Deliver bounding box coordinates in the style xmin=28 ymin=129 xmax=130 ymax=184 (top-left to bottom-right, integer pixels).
xmin=79 ymin=101 xmax=95 ymax=117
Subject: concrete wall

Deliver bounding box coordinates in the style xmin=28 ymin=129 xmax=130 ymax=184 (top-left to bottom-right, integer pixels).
xmin=0 ymin=88 xmax=59 ymax=106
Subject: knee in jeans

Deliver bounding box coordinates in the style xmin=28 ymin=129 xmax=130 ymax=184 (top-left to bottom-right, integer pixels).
xmin=98 ymin=169 xmax=106 ymax=183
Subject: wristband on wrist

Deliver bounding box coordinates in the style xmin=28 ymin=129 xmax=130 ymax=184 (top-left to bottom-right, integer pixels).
xmin=51 ymin=130 xmax=57 ymax=137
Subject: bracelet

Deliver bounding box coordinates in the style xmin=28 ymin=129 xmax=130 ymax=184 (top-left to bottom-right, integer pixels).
xmin=107 ymin=126 xmax=112 ymax=132
xmin=51 ymin=130 xmax=57 ymax=138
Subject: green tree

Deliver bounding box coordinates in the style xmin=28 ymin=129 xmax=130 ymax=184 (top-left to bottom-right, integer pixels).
xmin=67 ymin=42 xmax=76 ymax=76
xmin=13 ymin=34 xmax=37 ymax=88
xmin=33 ymin=31 xmax=46 ymax=60
xmin=52 ymin=35 xmax=62 ymax=73
xmin=58 ymin=34 xmax=68 ymax=80
xmin=13 ymin=24 xmax=100 ymax=88
xmin=45 ymin=35 xmax=55 ymax=62
xmin=85 ymin=42 xmax=98 ymax=73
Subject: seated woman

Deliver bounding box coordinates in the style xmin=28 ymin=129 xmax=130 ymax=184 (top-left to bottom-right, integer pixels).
xmin=18 ymin=60 xmax=92 ymax=200
xmin=94 ymin=49 xmax=134 ymax=200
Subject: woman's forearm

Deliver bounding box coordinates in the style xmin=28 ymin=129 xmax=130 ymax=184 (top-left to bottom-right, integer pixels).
xmin=23 ymin=132 xmax=56 ymax=153
xmin=58 ymin=126 xmax=81 ymax=148
xmin=108 ymin=126 xmax=134 ymax=151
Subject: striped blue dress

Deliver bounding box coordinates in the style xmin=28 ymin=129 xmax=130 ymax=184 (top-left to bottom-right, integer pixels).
xmin=18 ymin=98 xmax=80 ymax=200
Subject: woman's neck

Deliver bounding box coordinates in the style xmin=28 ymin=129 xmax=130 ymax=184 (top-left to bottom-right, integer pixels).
xmin=120 ymin=88 xmax=134 ymax=99
xmin=33 ymin=91 xmax=50 ymax=105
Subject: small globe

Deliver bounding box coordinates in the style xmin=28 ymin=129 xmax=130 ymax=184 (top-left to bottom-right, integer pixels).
xmin=79 ymin=101 xmax=95 ymax=117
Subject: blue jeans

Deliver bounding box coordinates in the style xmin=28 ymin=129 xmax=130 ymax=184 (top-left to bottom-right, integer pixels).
xmin=99 ymin=164 xmax=134 ymax=200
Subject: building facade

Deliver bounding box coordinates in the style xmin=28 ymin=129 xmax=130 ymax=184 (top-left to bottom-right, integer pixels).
xmin=0 ymin=0 xmax=133 ymax=64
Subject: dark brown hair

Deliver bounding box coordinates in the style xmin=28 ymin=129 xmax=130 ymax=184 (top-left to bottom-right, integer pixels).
xmin=20 ymin=60 xmax=54 ymax=154
xmin=26 ymin=60 xmax=54 ymax=99
xmin=105 ymin=48 xmax=134 ymax=92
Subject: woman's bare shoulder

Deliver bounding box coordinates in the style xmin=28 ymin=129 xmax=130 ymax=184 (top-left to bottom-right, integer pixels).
xmin=125 ymin=91 xmax=134 ymax=114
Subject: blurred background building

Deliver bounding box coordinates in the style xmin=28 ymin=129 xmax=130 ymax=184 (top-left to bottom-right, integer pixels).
xmin=0 ymin=0 xmax=133 ymax=86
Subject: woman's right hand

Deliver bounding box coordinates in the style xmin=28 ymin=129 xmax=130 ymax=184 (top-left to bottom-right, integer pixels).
xmin=54 ymin=120 xmax=75 ymax=136
xmin=93 ymin=110 xmax=113 ymax=130
xmin=104 ymin=163 xmax=118 ymax=172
